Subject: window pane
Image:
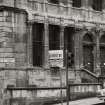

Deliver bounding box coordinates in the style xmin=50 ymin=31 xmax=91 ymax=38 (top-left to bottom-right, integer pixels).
xmin=92 ymin=0 xmax=102 ymax=11
xmin=48 ymin=0 xmax=59 ymax=4
xmin=72 ymin=0 xmax=81 ymax=8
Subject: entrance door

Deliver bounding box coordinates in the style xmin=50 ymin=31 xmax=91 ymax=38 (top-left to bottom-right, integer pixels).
xmin=100 ymin=35 xmax=105 ymax=76
xmin=82 ymin=33 xmax=94 ymax=72
xmin=83 ymin=45 xmax=94 ymax=72
xmin=100 ymin=47 xmax=105 ymax=75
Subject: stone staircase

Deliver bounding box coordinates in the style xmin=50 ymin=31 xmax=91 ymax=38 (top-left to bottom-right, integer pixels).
xmin=79 ymin=68 xmax=99 ymax=83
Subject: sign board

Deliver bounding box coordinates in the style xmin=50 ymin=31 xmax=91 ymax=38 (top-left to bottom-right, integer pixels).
xmin=0 ymin=58 xmax=15 ymax=63
xmin=49 ymin=50 xmax=63 ymax=67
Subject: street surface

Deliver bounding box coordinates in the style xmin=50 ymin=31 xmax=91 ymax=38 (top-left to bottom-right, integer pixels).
xmin=94 ymin=103 xmax=105 ymax=105
xmin=53 ymin=97 xmax=104 ymax=105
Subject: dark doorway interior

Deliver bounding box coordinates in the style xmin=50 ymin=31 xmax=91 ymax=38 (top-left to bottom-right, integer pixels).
xmin=100 ymin=46 xmax=105 ymax=75
xmin=83 ymin=33 xmax=94 ymax=72
xmin=83 ymin=45 xmax=94 ymax=72
xmin=100 ymin=35 xmax=105 ymax=76
xmin=32 ymin=23 xmax=44 ymax=67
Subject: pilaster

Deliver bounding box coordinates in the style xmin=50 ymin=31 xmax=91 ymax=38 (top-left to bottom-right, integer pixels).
xmin=60 ymin=25 xmax=64 ymax=68
xmin=43 ymin=21 xmax=49 ymax=68
xmin=60 ymin=25 xmax=64 ymax=50
xmin=95 ymin=30 xmax=101 ymax=76
xmin=43 ymin=0 xmax=48 ymax=13
xmin=88 ymin=0 xmax=93 ymax=10
xmin=102 ymin=0 xmax=105 ymax=12
xmin=74 ymin=28 xmax=82 ymax=70
xmin=67 ymin=0 xmax=72 ymax=6
xmin=81 ymin=0 xmax=89 ymax=9
xmin=27 ymin=22 xmax=33 ymax=67
xmin=67 ymin=0 xmax=72 ymax=16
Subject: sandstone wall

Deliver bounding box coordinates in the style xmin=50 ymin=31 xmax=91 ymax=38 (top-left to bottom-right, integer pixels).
xmin=0 ymin=10 xmax=27 ymax=67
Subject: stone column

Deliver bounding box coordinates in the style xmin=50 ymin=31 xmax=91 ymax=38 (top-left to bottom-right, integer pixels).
xmin=43 ymin=22 xmax=49 ymax=68
xmin=81 ymin=0 xmax=89 ymax=8
xmin=27 ymin=22 xmax=33 ymax=67
xmin=67 ymin=0 xmax=72 ymax=16
xmin=88 ymin=0 xmax=93 ymax=10
xmin=60 ymin=25 xmax=64 ymax=50
xmin=67 ymin=0 xmax=72 ymax=6
xmin=95 ymin=30 xmax=101 ymax=76
xmin=60 ymin=25 xmax=64 ymax=68
xmin=43 ymin=0 xmax=48 ymax=13
xmin=102 ymin=0 xmax=105 ymax=12
xmin=74 ymin=29 xmax=81 ymax=70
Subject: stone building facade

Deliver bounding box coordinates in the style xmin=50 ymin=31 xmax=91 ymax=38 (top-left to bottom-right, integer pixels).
xmin=0 ymin=0 xmax=104 ymax=104
xmin=0 ymin=0 xmax=104 ymax=76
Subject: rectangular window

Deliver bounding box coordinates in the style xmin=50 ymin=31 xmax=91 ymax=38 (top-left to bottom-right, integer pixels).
xmin=50 ymin=67 xmax=60 ymax=77
xmin=49 ymin=0 xmax=59 ymax=4
xmin=32 ymin=23 xmax=44 ymax=67
xmin=49 ymin=25 xmax=60 ymax=50
xmin=92 ymin=0 xmax=102 ymax=11
xmin=72 ymin=0 xmax=81 ymax=8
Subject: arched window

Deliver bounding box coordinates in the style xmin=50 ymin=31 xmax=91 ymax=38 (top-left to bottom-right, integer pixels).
xmin=72 ymin=0 xmax=81 ymax=8
xmin=83 ymin=34 xmax=93 ymax=42
xmin=92 ymin=0 xmax=103 ymax=11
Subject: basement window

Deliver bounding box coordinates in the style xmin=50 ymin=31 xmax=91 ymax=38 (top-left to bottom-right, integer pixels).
xmin=49 ymin=0 xmax=59 ymax=4
xmin=6 ymin=11 xmax=12 ymax=22
xmin=72 ymin=0 xmax=81 ymax=8
xmin=50 ymin=67 xmax=60 ymax=76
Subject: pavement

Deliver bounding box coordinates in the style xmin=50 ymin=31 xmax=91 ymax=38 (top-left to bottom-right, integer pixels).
xmin=53 ymin=97 xmax=104 ymax=105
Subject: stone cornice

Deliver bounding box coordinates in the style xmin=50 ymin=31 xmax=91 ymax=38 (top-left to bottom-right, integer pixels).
xmin=0 ymin=5 xmax=27 ymax=14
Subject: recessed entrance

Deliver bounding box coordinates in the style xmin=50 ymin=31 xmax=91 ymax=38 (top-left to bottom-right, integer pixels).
xmin=64 ymin=27 xmax=75 ymax=67
xmin=83 ymin=33 xmax=94 ymax=72
xmin=100 ymin=35 xmax=105 ymax=75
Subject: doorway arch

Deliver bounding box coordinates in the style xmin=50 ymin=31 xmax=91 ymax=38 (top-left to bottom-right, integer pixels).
xmin=82 ymin=33 xmax=94 ymax=72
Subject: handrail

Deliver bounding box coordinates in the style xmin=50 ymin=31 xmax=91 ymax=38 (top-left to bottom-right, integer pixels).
xmin=81 ymin=68 xmax=98 ymax=78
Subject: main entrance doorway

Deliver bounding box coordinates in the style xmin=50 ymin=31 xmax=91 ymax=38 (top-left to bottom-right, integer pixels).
xmin=83 ymin=33 xmax=94 ymax=72
xmin=100 ymin=35 xmax=105 ymax=76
